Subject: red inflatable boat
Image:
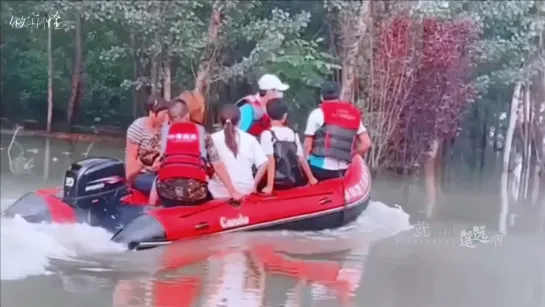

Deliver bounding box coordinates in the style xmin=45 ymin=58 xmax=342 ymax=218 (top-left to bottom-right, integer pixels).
xmin=2 ymin=156 xmax=371 ymax=249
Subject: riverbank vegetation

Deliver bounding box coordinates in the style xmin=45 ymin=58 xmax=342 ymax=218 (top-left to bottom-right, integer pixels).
xmin=1 ymin=1 xmax=544 ymax=225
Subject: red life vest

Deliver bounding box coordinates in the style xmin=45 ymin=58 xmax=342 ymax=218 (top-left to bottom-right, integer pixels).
xmin=158 ymin=122 xmax=208 ymax=183
xmin=311 ymin=101 xmax=361 ymax=162
xmin=235 ymin=95 xmax=271 ymax=137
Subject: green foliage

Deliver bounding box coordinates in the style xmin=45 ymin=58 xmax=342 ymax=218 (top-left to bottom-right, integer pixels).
xmin=417 ymin=0 xmax=543 ymax=93
xmin=0 ymin=0 xmax=541 ymax=141
xmin=1 ymin=0 xmax=329 ymax=126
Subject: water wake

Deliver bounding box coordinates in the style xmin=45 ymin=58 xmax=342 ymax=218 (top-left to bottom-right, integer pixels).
xmin=284 ymin=200 xmax=413 ymax=240
xmin=0 ymin=215 xmax=123 ymax=281
xmin=0 ymin=199 xmax=411 ymax=281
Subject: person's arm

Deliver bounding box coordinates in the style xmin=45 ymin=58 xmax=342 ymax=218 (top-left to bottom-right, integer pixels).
xmin=260 ymin=131 xmax=275 ymax=191
xmin=125 ymin=123 xmax=145 ymax=181
xmin=303 ymin=109 xmax=321 ymax=157
xmin=205 ymin=134 xmax=238 ymax=197
xmin=160 ymin=123 xmax=169 ymax=155
xmin=238 ymin=104 xmax=254 ymax=132
xmin=251 ymin=137 xmax=269 ymax=191
xmin=295 ymin=134 xmax=317 ymax=183
xmin=254 ymin=162 xmax=268 ymax=191
xmin=355 ymin=122 xmax=372 ymax=156
xmin=303 ymin=137 xmax=313 ymax=157
xmin=211 ymin=162 xmax=238 ymax=196
xmin=264 ymin=156 xmax=275 ymax=191
xmin=125 ymin=141 xmax=144 ymax=181
xmin=299 ymin=157 xmax=317 ymax=183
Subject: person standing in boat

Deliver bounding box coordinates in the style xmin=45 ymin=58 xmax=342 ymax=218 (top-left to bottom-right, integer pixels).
xmin=125 ymin=96 xmax=170 ymax=195
xmin=303 ymin=81 xmax=372 ymax=181
xmin=236 ymin=74 xmax=289 ymax=138
xmin=149 ymin=99 xmax=241 ymax=206
xmin=208 ymin=104 xmax=268 ymax=198
xmin=259 ymin=99 xmax=317 ymax=193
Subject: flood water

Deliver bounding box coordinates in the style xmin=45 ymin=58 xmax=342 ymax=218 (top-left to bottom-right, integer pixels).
xmin=1 ymin=136 xmax=544 ymax=307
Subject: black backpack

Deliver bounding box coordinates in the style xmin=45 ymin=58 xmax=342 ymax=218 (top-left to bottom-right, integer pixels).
xmin=270 ymin=130 xmax=305 ymax=189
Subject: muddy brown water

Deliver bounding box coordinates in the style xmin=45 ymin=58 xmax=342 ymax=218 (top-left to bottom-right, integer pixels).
xmin=0 ymin=136 xmax=543 ymax=307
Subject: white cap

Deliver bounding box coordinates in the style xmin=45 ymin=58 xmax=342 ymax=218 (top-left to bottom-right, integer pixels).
xmin=258 ymin=74 xmax=289 ymax=91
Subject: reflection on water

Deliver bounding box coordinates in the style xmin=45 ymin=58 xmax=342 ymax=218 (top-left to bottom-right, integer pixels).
xmin=1 ymin=136 xmax=544 ymax=307
xmin=112 ymin=245 xmax=367 ymax=307
xmin=2 ymin=223 xmax=543 ymax=307
xmin=1 ymin=136 xmax=124 ymax=201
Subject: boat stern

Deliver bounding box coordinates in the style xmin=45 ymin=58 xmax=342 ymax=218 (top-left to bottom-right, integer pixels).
xmin=2 ymin=190 xmax=77 ymax=224
xmin=111 ymin=213 xmax=169 ymax=250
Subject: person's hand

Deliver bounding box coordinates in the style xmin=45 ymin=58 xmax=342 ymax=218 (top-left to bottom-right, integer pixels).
xmin=230 ymin=191 xmax=244 ymax=202
xmin=308 ymin=176 xmax=318 ymax=185
xmin=261 ymin=185 xmax=273 ymax=194
xmin=150 ymin=158 xmax=161 ymax=172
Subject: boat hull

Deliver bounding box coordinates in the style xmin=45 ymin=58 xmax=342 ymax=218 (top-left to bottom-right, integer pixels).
xmin=3 ymin=156 xmax=371 ymax=249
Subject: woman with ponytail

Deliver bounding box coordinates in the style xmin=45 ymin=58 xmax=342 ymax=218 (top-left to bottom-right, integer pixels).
xmin=208 ymin=104 xmax=268 ymax=199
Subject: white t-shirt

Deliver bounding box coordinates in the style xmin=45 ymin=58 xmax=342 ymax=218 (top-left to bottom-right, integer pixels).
xmin=208 ymin=128 xmax=268 ymax=198
xmin=304 ymin=107 xmax=366 ymax=170
xmin=260 ymin=126 xmax=304 ymax=157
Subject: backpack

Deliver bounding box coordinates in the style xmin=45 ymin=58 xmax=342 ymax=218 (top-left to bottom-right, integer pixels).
xmin=270 ymin=130 xmax=305 ymax=189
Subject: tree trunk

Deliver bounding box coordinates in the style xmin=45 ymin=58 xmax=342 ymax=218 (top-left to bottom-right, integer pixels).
xmin=150 ymin=54 xmax=159 ymax=99
xmin=194 ymin=0 xmax=224 ymax=96
xmin=479 ymin=106 xmax=489 ymax=184
xmin=339 ymin=1 xmax=371 ymax=102
xmin=43 ymin=138 xmax=50 ymax=181
xmin=163 ymin=52 xmax=171 ymax=100
xmin=424 ymin=139 xmax=439 ymax=218
xmin=66 ymin=12 xmax=83 ymax=129
xmin=46 ymin=17 xmax=53 ymax=132
xmin=130 ymin=31 xmax=138 ymax=117
xmin=499 ymin=82 xmax=523 ymax=234
xmin=518 ymin=88 xmax=532 ymax=202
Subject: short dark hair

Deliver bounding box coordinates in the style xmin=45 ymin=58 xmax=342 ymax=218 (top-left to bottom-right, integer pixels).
xmin=168 ymin=98 xmax=189 ymax=121
xmin=320 ymin=81 xmax=341 ymax=100
xmin=145 ymin=95 xmax=171 ymax=114
xmin=266 ymin=99 xmax=289 ymax=121
xmin=258 ymin=89 xmax=267 ymax=97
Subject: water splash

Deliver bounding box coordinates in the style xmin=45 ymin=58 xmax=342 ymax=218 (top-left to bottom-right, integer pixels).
xmin=0 ymin=199 xmax=411 ymax=281
xmin=0 ymin=215 xmax=124 ymax=280
xmin=282 ymin=201 xmax=413 ymax=241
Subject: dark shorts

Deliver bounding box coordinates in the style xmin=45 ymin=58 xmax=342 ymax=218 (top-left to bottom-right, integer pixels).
xmin=310 ymin=165 xmax=346 ymax=181
xmin=156 ymin=178 xmax=210 ymax=207
xmin=133 ymin=172 xmax=156 ymax=195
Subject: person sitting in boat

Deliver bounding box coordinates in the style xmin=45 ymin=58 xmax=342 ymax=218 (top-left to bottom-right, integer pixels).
xmin=303 ymin=81 xmax=372 ymax=181
xmin=259 ymin=99 xmax=318 ymax=194
xmin=149 ymin=99 xmax=242 ymax=207
xmin=208 ymin=104 xmax=268 ymax=198
xmin=236 ymin=74 xmax=289 ymax=138
xmin=125 ymin=95 xmax=170 ymax=195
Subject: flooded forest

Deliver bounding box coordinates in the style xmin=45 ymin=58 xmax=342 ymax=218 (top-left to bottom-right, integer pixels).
xmin=1 ymin=0 xmax=544 ymax=233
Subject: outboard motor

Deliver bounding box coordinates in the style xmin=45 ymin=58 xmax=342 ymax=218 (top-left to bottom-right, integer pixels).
xmin=62 ymin=157 xmax=127 ymax=209
xmin=62 ymin=157 xmax=130 ymax=229
xmin=2 ymin=157 xmax=129 ymax=227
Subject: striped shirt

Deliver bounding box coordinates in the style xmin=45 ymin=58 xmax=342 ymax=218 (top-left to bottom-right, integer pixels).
xmin=126 ymin=117 xmax=161 ymax=158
